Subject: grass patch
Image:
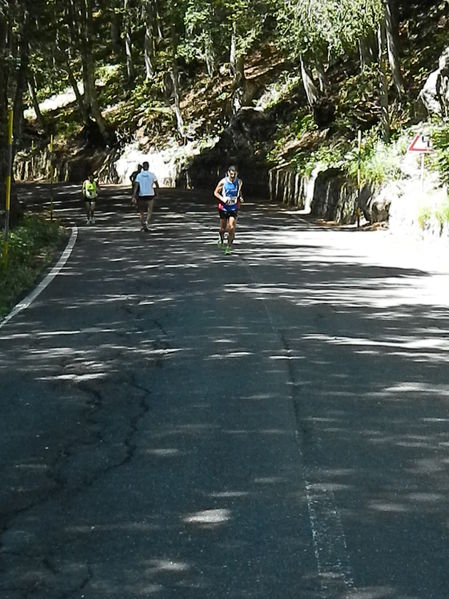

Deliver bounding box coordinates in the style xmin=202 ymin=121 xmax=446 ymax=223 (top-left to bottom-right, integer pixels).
xmin=0 ymin=214 xmax=68 ymax=318
xmin=417 ymin=205 xmax=432 ymax=230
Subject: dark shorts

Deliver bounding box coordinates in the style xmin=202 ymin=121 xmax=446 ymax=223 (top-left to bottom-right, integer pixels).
xmin=137 ymin=195 xmax=154 ymax=210
xmin=218 ymin=208 xmax=238 ymax=219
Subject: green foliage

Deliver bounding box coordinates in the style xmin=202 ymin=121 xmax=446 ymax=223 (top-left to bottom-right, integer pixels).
xmin=272 ymin=126 xmax=403 ymax=187
xmin=54 ymin=108 xmax=83 ymax=142
xmin=435 ymin=198 xmax=449 ymax=226
xmin=291 ymin=113 xmax=316 ymax=138
xmin=285 ymin=142 xmax=348 ymax=178
xmin=0 ymin=214 xmax=66 ymax=318
xmin=277 ymin=0 xmax=383 ymax=61
xmin=429 ymin=122 xmax=449 ymax=185
xmin=417 ymin=205 xmax=432 ymax=230
xmin=346 ymin=134 xmax=402 ymax=186
xmin=416 ymin=193 xmax=449 ymax=231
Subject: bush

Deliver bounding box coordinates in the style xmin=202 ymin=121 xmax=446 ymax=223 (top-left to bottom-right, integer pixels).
xmin=0 ymin=214 xmax=66 ymax=317
xmin=435 ymin=197 xmax=449 ymax=227
xmin=417 ymin=205 xmax=432 ymax=230
xmin=429 ymin=122 xmax=449 ymax=185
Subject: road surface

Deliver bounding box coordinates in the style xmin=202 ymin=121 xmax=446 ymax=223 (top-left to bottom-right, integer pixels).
xmin=1 ymin=184 xmax=449 ymax=598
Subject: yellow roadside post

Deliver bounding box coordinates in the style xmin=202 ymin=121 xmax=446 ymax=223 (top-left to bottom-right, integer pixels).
xmin=356 ymin=130 xmax=362 ymax=228
xmin=31 ymin=139 xmax=35 ymax=173
xmin=49 ymin=134 xmax=54 ymax=221
xmin=2 ymin=108 xmax=14 ymax=269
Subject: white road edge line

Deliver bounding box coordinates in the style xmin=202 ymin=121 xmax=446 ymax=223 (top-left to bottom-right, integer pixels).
xmin=0 ymin=226 xmax=78 ymax=330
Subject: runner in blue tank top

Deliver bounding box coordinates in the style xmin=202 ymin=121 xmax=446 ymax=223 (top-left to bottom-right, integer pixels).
xmin=213 ymin=165 xmax=243 ymax=254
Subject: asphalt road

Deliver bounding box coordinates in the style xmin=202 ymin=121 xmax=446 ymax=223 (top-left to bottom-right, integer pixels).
xmin=1 ymin=183 xmax=449 ymax=598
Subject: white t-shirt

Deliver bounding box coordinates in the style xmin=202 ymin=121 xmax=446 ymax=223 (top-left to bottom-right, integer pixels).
xmin=135 ymin=170 xmax=157 ymax=197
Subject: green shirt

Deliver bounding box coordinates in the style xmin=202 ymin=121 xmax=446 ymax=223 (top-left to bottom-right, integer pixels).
xmin=83 ymin=180 xmax=97 ymax=199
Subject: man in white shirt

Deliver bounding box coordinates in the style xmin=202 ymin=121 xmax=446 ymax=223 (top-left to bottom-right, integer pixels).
xmin=132 ymin=161 xmax=159 ymax=231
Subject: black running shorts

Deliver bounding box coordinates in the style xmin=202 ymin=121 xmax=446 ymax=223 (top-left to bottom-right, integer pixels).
xmin=218 ymin=209 xmax=238 ymax=219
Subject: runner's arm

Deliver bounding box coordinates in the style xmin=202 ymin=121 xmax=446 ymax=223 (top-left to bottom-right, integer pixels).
xmin=214 ymin=180 xmax=225 ymax=202
xmin=238 ymin=179 xmax=244 ymax=203
xmin=132 ymin=181 xmax=139 ymax=202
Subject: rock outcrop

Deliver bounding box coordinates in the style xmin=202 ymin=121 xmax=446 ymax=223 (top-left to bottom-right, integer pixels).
xmin=269 ymin=165 xmax=385 ymax=225
xmin=419 ymin=46 xmax=449 ymax=117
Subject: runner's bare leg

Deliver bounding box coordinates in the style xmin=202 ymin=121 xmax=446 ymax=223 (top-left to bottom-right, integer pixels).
xmin=146 ymin=198 xmax=154 ymax=226
xmin=227 ymin=216 xmax=236 ymax=247
xmin=219 ymin=216 xmax=227 ymax=243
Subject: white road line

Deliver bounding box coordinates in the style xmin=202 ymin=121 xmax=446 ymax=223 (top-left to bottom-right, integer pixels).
xmin=301 ymin=450 xmax=355 ymax=597
xmin=240 ymin=253 xmax=355 ymax=598
xmin=0 ymin=226 xmax=78 ymax=330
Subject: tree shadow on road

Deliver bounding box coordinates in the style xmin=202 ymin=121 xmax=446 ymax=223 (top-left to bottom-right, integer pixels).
xmin=1 ymin=186 xmax=449 ymax=598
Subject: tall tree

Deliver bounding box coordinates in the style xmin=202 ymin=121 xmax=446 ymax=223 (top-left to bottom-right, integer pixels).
xmin=183 ymin=0 xmax=217 ymax=77
xmin=123 ymin=0 xmax=135 ymax=81
xmin=277 ymin=0 xmax=387 ymax=116
xmin=0 ymin=0 xmax=10 ymax=213
xmin=378 ymin=18 xmax=391 ymax=141
xmin=66 ymin=0 xmax=111 ymax=143
xmin=383 ymin=0 xmax=404 ymax=98
xmin=0 ymin=0 xmax=23 ymax=223
xmin=13 ymin=1 xmax=31 ymax=151
xmin=143 ymin=0 xmax=158 ymax=79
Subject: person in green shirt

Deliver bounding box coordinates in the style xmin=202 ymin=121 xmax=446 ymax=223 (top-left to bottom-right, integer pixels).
xmin=82 ymin=174 xmax=98 ymax=224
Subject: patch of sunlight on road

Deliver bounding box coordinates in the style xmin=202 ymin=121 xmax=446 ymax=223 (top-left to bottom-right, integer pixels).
xmin=208 ymin=351 xmax=253 ymax=359
xmin=208 ymin=490 xmax=249 ymax=498
xmin=183 ymin=509 xmax=232 ymax=527
xmin=144 ymin=448 xmax=182 ymax=457
xmin=67 ymin=522 xmax=157 ymax=533
xmin=46 ymin=373 xmax=108 ymax=382
xmin=303 ymin=334 xmax=449 ymax=352
xmin=145 ymin=559 xmax=191 ymax=573
xmin=368 ymin=501 xmax=408 ymax=513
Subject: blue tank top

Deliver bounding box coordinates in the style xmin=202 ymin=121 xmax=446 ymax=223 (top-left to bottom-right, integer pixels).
xmin=222 ymin=177 xmax=239 ymax=211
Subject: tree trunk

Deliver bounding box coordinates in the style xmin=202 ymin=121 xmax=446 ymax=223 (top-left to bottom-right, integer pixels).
xmin=300 ymin=54 xmax=319 ymax=107
xmin=358 ymin=30 xmax=377 ymax=71
xmin=229 ymin=22 xmax=247 ymax=113
xmin=204 ymin=34 xmax=215 ymax=77
xmin=109 ymin=1 xmax=121 ymax=56
xmin=13 ymin=11 xmax=30 ymax=153
xmin=169 ymin=64 xmax=185 ymax=140
xmin=0 ymin=10 xmax=9 ymax=213
xmin=80 ymin=0 xmax=110 ymax=142
xmin=383 ymin=0 xmax=404 ymax=98
xmin=123 ymin=0 xmax=134 ymax=81
xmin=313 ymin=58 xmax=330 ymax=93
xmin=378 ymin=22 xmax=391 ymax=142
xmin=0 ymin=6 xmax=21 ymax=226
xmin=27 ymin=77 xmax=45 ymax=131
xmin=64 ymin=1 xmax=89 ymax=120
xmin=65 ymin=50 xmax=89 ymax=121
xmin=84 ymin=53 xmax=109 ymax=141
xmin=229 ymin=22 xmax=237 ymax=73
xmin=231 ymin=54 xmax=246 ymax=113
xmin=144 ymin=1 xmax=156 ymax=79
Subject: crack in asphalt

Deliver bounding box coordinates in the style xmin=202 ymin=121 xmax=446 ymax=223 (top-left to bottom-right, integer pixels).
xmin=0 ymin=368 xmax=156 ymax=597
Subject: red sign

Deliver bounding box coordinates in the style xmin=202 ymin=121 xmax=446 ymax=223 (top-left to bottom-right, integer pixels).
xmin=408 ymin=133 xmax=433 ymax=153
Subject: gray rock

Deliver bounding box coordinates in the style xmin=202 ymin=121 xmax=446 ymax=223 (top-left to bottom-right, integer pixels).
xmin=419 ymin=47 xmax=449 ymax=117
